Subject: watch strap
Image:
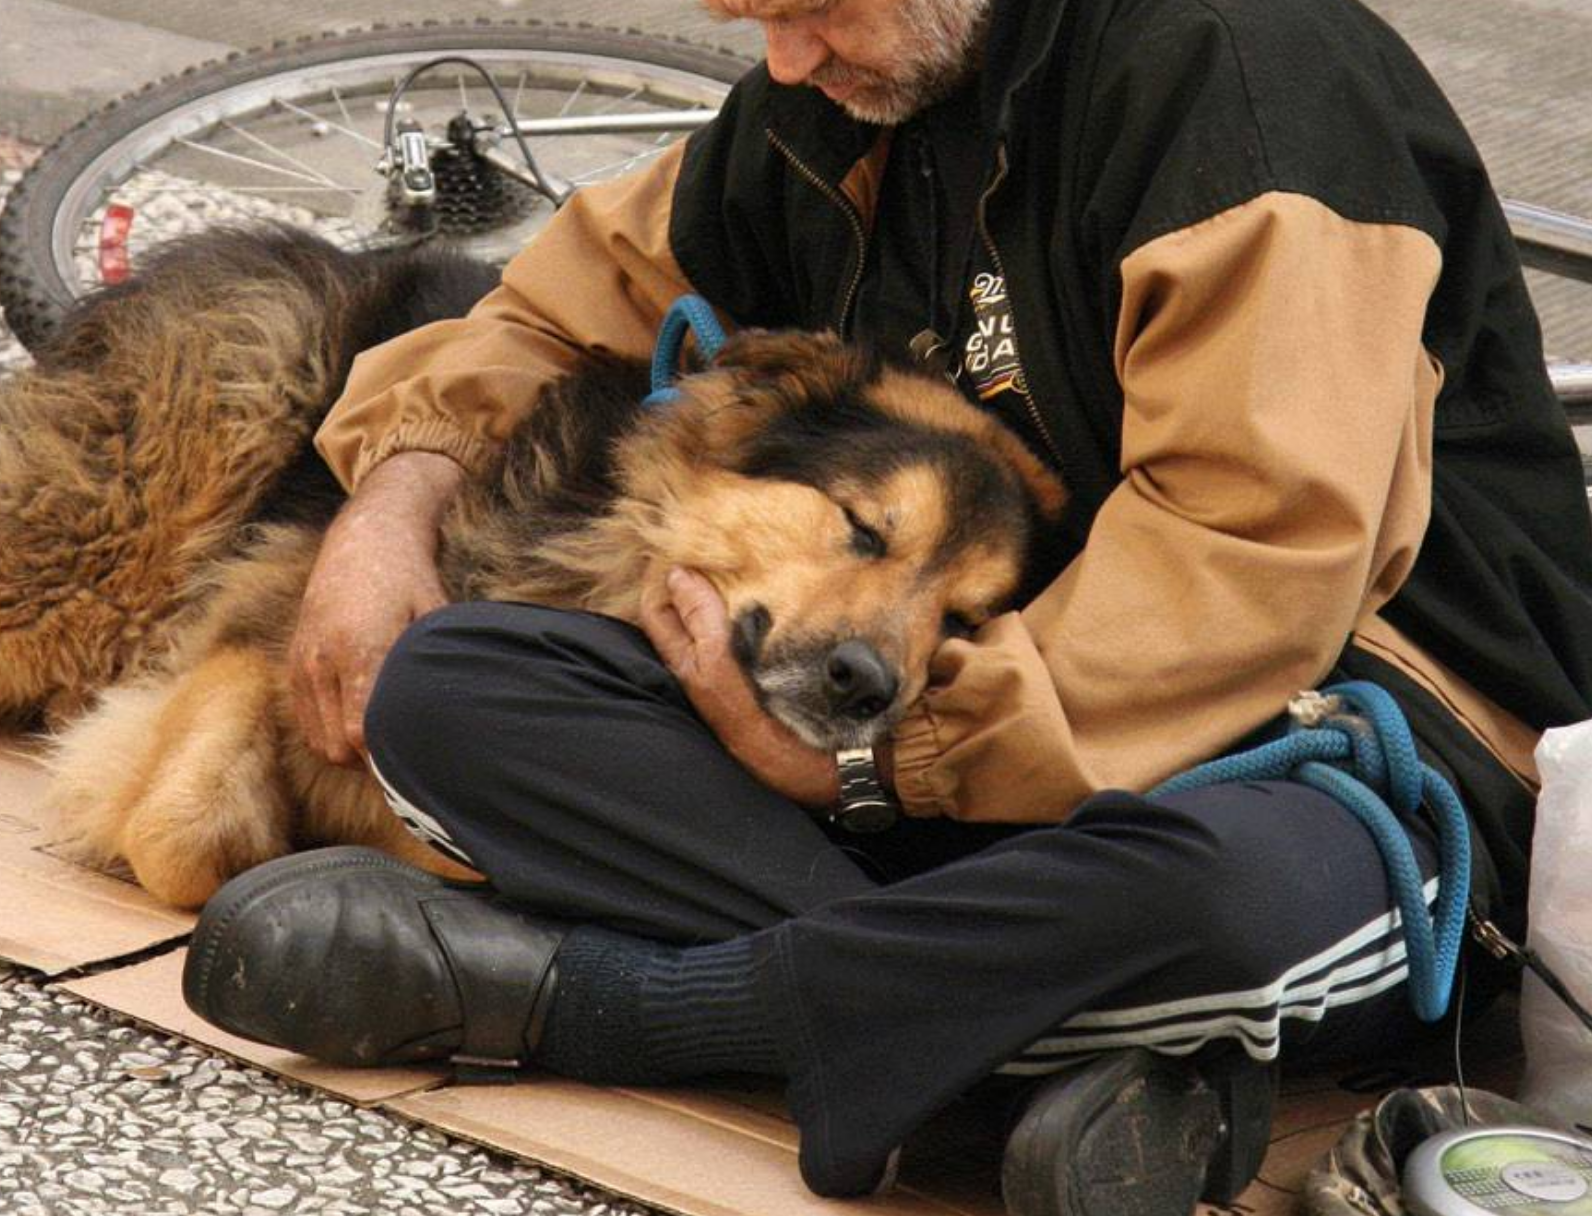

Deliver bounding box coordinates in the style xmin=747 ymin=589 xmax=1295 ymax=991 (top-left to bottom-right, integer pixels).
xmin=832 ymin=746 xmax=899 ymax=834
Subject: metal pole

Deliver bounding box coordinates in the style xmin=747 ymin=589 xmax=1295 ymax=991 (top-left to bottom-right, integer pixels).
xmin=509 ymin=110 xmax=718 ymax=137
xmin=1505 ymin=199 xmax=1592 ymax=284
xmin=1552 ymin=362 xmax=1592 ymax=424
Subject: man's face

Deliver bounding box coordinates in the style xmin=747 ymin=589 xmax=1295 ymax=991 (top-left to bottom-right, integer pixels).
xmin=705 ymin=0 xmax=990 ymax=125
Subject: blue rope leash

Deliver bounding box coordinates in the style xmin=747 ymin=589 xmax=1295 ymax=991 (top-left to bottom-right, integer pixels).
xmin=645 ymin=295 xmax=727 ymax=407
xmin=1151 ymin=681 xmax=1471 ymax=1022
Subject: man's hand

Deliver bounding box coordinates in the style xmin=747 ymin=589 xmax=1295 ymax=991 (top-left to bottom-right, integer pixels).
xmin=290 ymin=451 xmax=465 ymax=766
xmin=640 ymin=567 xmax=842 ymax=808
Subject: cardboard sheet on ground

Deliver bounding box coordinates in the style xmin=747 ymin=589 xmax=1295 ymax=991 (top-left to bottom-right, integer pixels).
xmin=4 ymin=734 xmax=1512 ymax=1216
xmin=59 ymin=948 xmax=444 ymax=1106
xmin=0 ymin=741 xmax=193 ymax=973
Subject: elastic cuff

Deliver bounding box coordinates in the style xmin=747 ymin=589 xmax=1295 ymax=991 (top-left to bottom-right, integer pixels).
xmin=350 ymin=421 xmax=494 ymax=489
xmin=888 ymin=702 xmax=955 ymax=819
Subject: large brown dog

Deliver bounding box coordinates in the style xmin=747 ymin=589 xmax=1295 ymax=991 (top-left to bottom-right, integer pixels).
xmin=0 ymin=228 xmax=1064 ymax=908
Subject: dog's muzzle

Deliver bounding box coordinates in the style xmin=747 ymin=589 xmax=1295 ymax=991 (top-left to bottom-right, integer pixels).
xmin=741 ymin=632 xmax=906 ymax=751
xmin=823 ymin=639 xmax=899 ymax=723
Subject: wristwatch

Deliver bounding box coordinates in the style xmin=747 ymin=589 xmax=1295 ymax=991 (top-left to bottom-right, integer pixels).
xmin=831 ymin=746 xmax=899 ymax=834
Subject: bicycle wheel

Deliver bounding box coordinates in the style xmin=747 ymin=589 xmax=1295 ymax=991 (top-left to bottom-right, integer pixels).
xmin=0 ymin=21 xmax=751 ymax=351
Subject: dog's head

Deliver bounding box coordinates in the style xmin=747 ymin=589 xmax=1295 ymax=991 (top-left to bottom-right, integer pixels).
xmin=626 ymin=330 xmax=1066 ymax=751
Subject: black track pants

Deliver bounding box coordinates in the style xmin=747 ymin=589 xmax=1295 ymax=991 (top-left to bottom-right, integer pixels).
xmin=365 ymin=603 xmax=1463 ymax=1167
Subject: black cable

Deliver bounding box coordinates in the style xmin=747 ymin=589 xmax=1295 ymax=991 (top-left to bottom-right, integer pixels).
xmin=381 ymin=55 xmax=565 ymax=206
xmin=1452 ymin=950 xmax=1471 ymax=1127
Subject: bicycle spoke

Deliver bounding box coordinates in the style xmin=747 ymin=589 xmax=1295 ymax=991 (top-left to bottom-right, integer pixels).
xmin=331 ymin=84 xmax=359 ymax=133
xmin=126 ymin=184 xmax=361 ymax=195
xmin=511 ymin=72 xmax=528 ymax=120
xmin=568 ymin=143 xmax=670 ymax=184
xmin=174 ymin=137 xmax=350 ymax=188
xmin=594 ymin=85 xmax=645 ymax=115
xmin=218 ymin=120 xmax=357 ymax=190
xmin=274 ymin=97 xmax=383 ymax=151
xmin=557 ymin=78 xmax=588 ymax=118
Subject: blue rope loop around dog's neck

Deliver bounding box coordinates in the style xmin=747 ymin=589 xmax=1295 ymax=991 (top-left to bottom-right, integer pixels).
xmin=1151 ymin=680 xmax=1472 ymax=1024
xmin=644 ymin=295 xmax=728 ymax=408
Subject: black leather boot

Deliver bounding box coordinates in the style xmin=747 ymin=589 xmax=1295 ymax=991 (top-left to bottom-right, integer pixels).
xmin=182 ymin=847 xmax=565 ymax=1071
xmin=1000 ymin=1047 xmax=1277 ymax=1216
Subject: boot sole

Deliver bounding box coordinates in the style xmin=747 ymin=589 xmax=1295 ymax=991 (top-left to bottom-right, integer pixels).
xmin=1001 ymin=1049 xmax=1273 ymax=1216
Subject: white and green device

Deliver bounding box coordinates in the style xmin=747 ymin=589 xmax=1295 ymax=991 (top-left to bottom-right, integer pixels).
xmin=1403 ymin=1127 xmax=1592 ymax=1216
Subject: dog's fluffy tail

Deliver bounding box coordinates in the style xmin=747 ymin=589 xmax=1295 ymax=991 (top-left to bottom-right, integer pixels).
xmin=0 ymin=225 xmax=498 ymax=725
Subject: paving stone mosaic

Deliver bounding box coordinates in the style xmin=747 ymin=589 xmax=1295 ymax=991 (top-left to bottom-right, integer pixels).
xmin=0 ymin=960 xmax=660 ymax=1216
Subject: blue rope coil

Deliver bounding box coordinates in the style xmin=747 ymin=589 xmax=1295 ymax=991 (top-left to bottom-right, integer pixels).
xmin=1151 ymin=681 xmax=1471 ymax=1022
xmin=645 ymin=295 xmax=728 ymax=407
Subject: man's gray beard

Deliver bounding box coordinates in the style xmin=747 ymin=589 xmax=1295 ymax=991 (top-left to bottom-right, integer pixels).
xmin=815 ymin=0 xmax=992 ymax=126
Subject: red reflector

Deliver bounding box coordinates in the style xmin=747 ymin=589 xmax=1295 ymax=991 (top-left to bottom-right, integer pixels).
xmin=98 ymin=204 xmax=135 ymax=285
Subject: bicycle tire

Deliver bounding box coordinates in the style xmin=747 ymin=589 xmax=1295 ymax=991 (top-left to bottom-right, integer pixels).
xmin=0 ymin=20 xmax=752 ymax=352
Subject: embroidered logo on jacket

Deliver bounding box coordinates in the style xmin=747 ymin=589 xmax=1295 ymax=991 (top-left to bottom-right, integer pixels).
xmin=962 ymin=271 xmax=1025 ymax=400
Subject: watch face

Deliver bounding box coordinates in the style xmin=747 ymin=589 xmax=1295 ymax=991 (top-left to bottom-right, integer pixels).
xmin=836 ymin=799 xmax=897 ymax=834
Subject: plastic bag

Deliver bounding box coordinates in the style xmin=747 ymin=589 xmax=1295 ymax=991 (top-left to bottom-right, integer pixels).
xmin=1518 ymin=719 xmax=1592 ymax=1127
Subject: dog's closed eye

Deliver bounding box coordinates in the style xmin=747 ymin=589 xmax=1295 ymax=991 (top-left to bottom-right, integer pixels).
xmin=843 ymin=507 xmax=886 ymax=558
xmin=942 ymin=612 xmax=978 ymax=640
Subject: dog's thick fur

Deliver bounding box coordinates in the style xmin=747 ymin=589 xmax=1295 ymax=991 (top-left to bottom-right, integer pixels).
xmin=0 ymin=227 xmax=1064 ymax=908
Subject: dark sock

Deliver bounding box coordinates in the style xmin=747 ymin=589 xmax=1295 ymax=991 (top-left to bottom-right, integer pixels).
xmin=534 ymin=926 xmax=785 ymax=1085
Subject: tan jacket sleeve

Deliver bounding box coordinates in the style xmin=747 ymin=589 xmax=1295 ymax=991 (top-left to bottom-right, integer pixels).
xmin=315 ymin=141 xmax=696 ymax=490
xmin=891 ymin=191 xmax=1444 ymax=820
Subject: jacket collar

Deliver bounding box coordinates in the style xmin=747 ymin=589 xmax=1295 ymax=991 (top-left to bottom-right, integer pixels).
xmin=979 ymin=0 xmax=1073 ymax=133
xmin=763 ymin=75 xmax=885 ymax=184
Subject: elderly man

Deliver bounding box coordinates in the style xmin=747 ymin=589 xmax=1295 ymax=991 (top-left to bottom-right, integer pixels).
xmin=184 ymin=0 xmax=1592 ymax=1211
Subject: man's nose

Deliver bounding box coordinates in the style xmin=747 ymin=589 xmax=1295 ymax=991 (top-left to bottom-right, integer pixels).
xmin=763 ymin=19 xmax=830 ymax=85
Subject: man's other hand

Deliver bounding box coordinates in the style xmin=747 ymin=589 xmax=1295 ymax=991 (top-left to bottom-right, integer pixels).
xmin=641 ymin=566 xmax=841 ymax=808
xmin=289 ymin=451 xmax=464 ymax=766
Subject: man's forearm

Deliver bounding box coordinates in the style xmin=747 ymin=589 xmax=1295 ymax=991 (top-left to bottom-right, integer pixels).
xmin=337 ymin=450 xmax=466 ymax=546
xmin=290 ymin=449 xmax=467 ymax=764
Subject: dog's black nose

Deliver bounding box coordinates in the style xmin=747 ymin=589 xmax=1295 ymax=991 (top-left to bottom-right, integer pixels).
xmin=824 ymin=640 xmax=899 ymax=720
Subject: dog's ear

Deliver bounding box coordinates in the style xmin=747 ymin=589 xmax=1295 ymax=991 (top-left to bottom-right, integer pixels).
xmin=983 ymin=425 xmax=1067 ymax=521
xmin=709 ymin=329 xmax=876 ymax=405
xmin=669 ymin=329 xmax=883 ymax=467
xmin=711 ymin=328 xmax=845 ymax=372
xmin=865 ymin=365 xmax=1069 ymax=522
xmin=655 ymin=330 xmax=868 ymax=470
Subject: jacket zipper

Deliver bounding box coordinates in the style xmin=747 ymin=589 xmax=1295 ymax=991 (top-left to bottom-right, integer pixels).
xmin=975 ymin=142 xmax=1065 ymax=467
xmin=766 ymin=129 xmax=868 ymax=334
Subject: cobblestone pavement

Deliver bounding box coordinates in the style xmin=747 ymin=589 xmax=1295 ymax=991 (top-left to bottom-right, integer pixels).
xmin=0 ymin=960 xmax=660 ymax=1216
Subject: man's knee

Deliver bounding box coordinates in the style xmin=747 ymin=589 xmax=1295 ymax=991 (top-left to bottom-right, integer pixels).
xmin=365 ymin=603 xmax=491 ymax=756
xmin=1064 ymin=782 xmax=1379 ymax=991
xmin=365 ymin=602 xmax=673 ymax=765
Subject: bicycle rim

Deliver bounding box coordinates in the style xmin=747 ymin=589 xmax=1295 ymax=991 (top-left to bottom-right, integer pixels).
xmin=0 ymin=23 xmax=748 ymax=349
